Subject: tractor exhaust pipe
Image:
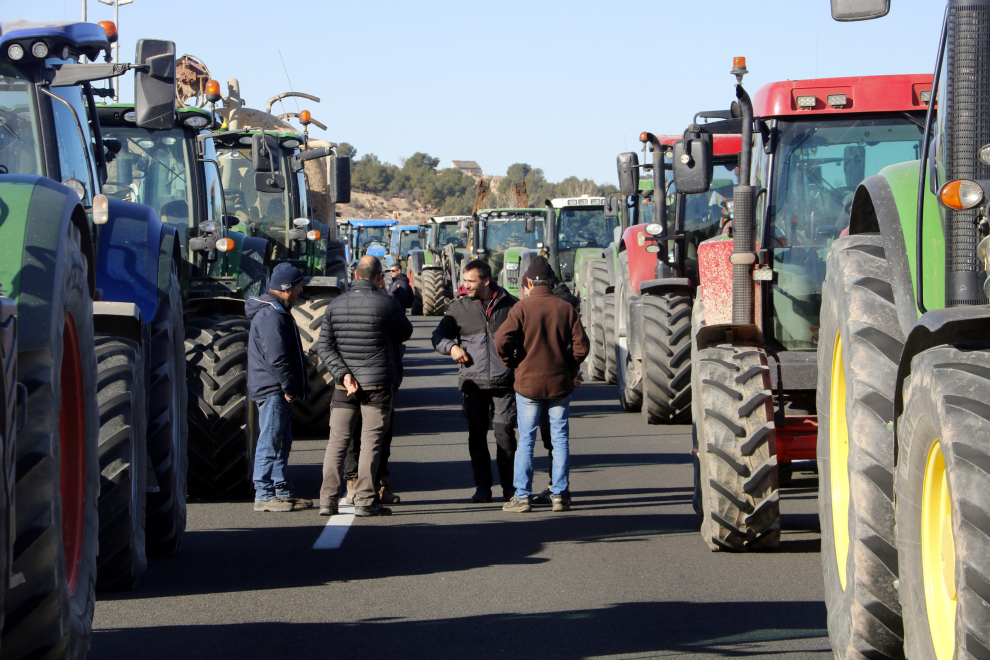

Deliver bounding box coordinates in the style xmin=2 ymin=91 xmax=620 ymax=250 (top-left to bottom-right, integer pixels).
xmin=730 ymin=59 xmax=756 ymax=325
xmin=641 ymin=133 xmax=672 ymax=276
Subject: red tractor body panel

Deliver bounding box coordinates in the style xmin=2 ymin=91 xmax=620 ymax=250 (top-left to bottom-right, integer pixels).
xmin=697 ymin=236 xmax=762 ymax=331
xmin=752 ymin=74 xmax=933 ymax=117
xmin=622 ymin=225 xmax=659 ymax=292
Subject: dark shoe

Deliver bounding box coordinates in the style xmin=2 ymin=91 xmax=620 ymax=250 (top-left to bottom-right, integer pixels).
xmin=285 ymin=496 xmax=313 ymax=510
xmin=502 ymin=486 xmax=516 ymax=501
xmin=502 ymin=496 xmax=532 ymax=513
xmin=552 ymin=494 xmax=570 ymax=512
xmin=319 ymin=500 xmax=339 ymax=516
xmin=341 ymin=478 xmax=357 ymax=506
xmin=471 ymin=487 xmax=493 ymax=503
xmin=377 ymin=477 xmax=401 ymax=504
xmin=531 ymin=486 xmax=552 ymax=505
xmin=354 ymin=504 xmax=392 ymax=517
xmin=254 ymin=497 xmax=294 ymax=513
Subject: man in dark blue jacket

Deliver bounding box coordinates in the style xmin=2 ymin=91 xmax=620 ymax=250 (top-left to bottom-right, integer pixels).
xmin=246 ymin=263 xmax=311 ymax=513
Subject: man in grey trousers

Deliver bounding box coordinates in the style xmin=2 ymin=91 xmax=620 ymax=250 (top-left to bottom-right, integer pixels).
xmin=318 ymin=255 xmax=413 ymax=517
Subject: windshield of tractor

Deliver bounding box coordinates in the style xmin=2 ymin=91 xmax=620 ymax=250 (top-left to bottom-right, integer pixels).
xmin=435 ymin=222 xmax=466 ymax=249
xmin=558 ymin=208 xmax=617 ymax=249
xmin=397 ymin=230 xmax=423 ymax=257
xmin=0 ymin=65 xmax=42 ymax=177
xmin=484 ymin=218 xmax=544 ymax=253
xmin=355 ymin=226 xmax=388 ymax=247
xmin=102 ymin=125 xmax=197 ymax=233
xmin=217 ymin=145 xmax=292 ymax=255
xmin=769 ymin=114 xmax=925 ymax=350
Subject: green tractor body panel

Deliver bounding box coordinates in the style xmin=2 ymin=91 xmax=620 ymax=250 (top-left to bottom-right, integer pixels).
xmin=0 ymin=179 xmax=38 ymax=304
xmin=500 ymin=245 xmax=526 ymax=297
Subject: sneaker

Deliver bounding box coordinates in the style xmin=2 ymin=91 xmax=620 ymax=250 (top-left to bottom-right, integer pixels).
xmin=377 ymin=477 xmax=401 ymax=504
xmin=354 ymin=504 xmax=392 ymax=517
xmin=284 ymin=496 xmax=313 ymax=510
xmin=531 ymin=486 xmax=552 ymax=505
xmin=471 ymin=487 xmax=493 ymax=503
xmin=254 ymin=497 xmax=294 ymax=513
xmin=341 ymin=478 xmax=357 ymax=506
xmin=502 ymin=486 xmax=516 ymax=501
xmin=502 ymin=496 xmax=532 ymax=513
xmin=319 ymin=500 xmax=339 ymax=516
xmin=552 ymin=494 xmax=571 ymax=512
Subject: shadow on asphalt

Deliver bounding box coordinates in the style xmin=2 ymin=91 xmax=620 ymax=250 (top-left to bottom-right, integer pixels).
xmin=91 ymin=599 xmax=829 ymax=659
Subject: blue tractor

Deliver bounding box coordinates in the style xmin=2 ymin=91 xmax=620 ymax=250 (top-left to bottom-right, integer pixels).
xmin=0 ymin=18 xmax=185 ymax=656
xmin=344 ymin=218 xmax=398 ymax=281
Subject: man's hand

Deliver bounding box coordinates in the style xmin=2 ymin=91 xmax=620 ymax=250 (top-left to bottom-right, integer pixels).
xmin=572 ymin=372 xmax=584 ymax=389
xmin=343 ymin=373 xmax=359 ymax=396
xmin=284 ymin=393 xmax=295 ymax=403
xmin=450 ymin=345 xmax=470 ymax=364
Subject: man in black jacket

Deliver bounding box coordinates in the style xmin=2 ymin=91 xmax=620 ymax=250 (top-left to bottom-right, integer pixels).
xmin=387 ymin=264 xmax=412 ymax=310
xmin=246 ymin=263 xmax=311 ymax=512
xmin=318 ymin=255 xmax=413 ymax=516
xmin=432 ymin=259 xmax=518 ymax=503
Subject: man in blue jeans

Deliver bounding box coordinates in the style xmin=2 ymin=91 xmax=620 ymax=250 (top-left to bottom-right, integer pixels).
xmin=495 ymin=257 xmax=589 ymax=513
xmin=246 ymin=263 xmax=311 ymax=512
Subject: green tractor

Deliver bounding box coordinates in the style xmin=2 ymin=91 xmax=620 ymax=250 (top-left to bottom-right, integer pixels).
xmin=470 ymin=209 xmax=547 ymax=298
xmin=544 ymin=196 xmax=619 ymax=299
xmin=817 ymin=1 xmax=990 ymax=658
xmin=407 ymin=215 xmax=470 ymax=315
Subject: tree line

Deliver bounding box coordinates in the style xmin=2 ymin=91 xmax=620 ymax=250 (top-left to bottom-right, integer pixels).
xmin=338 ymin=143 xmax=619 ymax=215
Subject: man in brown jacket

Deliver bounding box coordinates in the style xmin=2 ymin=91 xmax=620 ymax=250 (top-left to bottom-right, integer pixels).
xmin=494 ymin=256 xmax=589 ymax=513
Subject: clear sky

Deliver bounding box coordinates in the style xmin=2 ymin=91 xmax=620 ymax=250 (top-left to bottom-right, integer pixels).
xmin=20 ymin=0 xmax=945 ymax=185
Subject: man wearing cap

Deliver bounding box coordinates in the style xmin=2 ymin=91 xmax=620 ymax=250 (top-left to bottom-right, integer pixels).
xmin=246 ymin=263 xmax=311 ymax=512
xmin=495 ymin=256 xmax=589 ymax=513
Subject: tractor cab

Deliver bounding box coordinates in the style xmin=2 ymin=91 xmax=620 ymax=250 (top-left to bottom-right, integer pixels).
xmin=346 ymin=218 xmax=399 ymax=267
xmin=472 ymin=209 xmax=546 ymax=297
xmin=548 ymin=196 xmax=618 ymax=287
xmin=388 ymin=224 xmax=426 ymax=271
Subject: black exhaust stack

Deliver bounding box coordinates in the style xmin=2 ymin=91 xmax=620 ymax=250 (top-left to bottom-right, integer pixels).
xmin=730 ymin=59 xmax=757 ymax=325
xmin=641 ymin=133 xmax=673 ymax=277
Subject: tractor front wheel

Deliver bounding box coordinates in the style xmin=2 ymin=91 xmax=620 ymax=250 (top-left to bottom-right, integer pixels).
xmin=586 ymin=261 xmax=609 ymax=381
xmin=422 ymin=269 xmax=448 ymax=316
xmin=641 ymin=293 xmax=692 ymax=425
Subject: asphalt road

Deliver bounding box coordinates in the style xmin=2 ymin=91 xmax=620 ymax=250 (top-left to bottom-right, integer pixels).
xmin=91 ymin=318 xmax=830 ymax=660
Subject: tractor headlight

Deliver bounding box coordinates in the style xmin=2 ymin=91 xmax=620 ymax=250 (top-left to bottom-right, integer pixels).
xmin=645 ymin=223 xmax=663 ymax=236
xmin=31 ymin=41 xmax=49 ymax=59
xmin=7 ymin=44 xmax=24 ymax=60
xmin=199 ymin=221 xmax=220 ymax=234
xmin=979 ymin=143 xmax=990 ymax=166
xmin=183 ymin=115 xmax=209 ymax=128
xmin=938 ymin=180 xmax=984 ymax=210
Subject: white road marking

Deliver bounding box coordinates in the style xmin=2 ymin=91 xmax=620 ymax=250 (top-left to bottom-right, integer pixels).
xmin=312 ymin=505 xmax=355 ymax=549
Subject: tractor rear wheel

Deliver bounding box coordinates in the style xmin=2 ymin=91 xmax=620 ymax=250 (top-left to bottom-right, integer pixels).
xmin=816 ymin=235 xmax=905 ymax=659
xmin=290 ymin=289 xmax=339 ymax=435
xmin=3 ymin=224 xmax=100 ymax=660
xmin=146 ymin=268 xmax=187 ymax=556
xmin=184 ymin=316 xmax=257 ymax=499
xmin=93 ymin=336 xmax=147 ymax=591
xmin=691 ymin=298 xmax=705 ymax=521
xmin=615 ymin=270 xmax=642 ymax=412
xmin=696 ymin=344 xmax=779 ymax=551
xmin=603 ymin=293 xmax=617 ymax=385
xmin=587 ymin=261 xmax=609 ymax=381
xmin=422 ymin=269 xmax=448 ymax=316
xmin=0 ymin=300 xmax=15 ymax=639
xmin=896 ymin=345 xmax=990 ymax=660
xmin=641 ymin=293 xmax=692 ymax=425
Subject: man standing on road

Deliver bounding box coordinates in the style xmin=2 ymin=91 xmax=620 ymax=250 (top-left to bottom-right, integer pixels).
xmin=318 ymin=255 xmax=413 ymax=517
xmin=387 ymin=264 xmax=413 ymax=310
xmin=432 ymin=259 xmax=518 ymax=503
xmin=495 ymin=256 xmax=589 ymax=513
xmin=246 ymin=263 xmax=312 ymax=512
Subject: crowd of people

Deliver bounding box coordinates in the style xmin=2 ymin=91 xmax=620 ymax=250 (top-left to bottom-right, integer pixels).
xmin=245 ymin=254 xmax=589 ymax=517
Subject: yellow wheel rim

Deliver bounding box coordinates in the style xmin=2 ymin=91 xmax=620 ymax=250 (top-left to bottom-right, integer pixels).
xmin=829 ymin=331 xmax=851 ymax=590
xmin=922 ymin=440 xmax=956 ymax=660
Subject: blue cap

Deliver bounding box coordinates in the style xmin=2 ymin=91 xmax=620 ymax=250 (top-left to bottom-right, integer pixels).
xmin=270 ymin=263 xmax=304 ymax=291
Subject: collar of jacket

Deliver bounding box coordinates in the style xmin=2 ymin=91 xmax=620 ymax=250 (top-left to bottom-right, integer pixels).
xmin=527 ymin=285 xmax=553 ymax=297
xmin=255 ymin=292 xmax=289 ymax=313
xmin=351 ymin=279 xmax=381 ymax=292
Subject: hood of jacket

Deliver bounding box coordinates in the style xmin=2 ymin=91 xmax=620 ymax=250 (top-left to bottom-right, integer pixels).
xmin=246 ymin=292 xmax=286 ymax=320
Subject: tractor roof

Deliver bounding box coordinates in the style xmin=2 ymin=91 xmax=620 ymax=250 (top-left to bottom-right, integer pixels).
xmin=347 ymin=219 xmax=399 ymax=227
xmin=0 ymin=20 xmax=108 ymax=61
xmin=551 ymin=195 xmax=606 ymax=209
xmin=390 ymin=224 xmax=423 ymax=232
xmin=478 ymin=208 xmax=545 ymax=216
xmin=752 ymin=74 xmax=933 ymax=117
xmin=97 ymin=103 xmax=213 ymax=128
xmin=430 ymin=215 xmax=472 ymax=224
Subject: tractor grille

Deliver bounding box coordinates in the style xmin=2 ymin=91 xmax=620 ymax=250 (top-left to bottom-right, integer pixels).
xmin=945 ymin=3 xmax=990 ymax=305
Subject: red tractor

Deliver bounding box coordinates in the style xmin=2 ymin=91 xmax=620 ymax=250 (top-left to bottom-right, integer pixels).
xmin=679 ymin=59 xmax=932 ymax=551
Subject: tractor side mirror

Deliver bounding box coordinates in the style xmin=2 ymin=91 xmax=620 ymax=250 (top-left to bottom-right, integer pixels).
xmin=224 ymin=214 xmax=240 ymax=227
xmin=617 ymin=152 xmax=640 ymax=197
xmin=524 ymin=215 xmax=536 ymax=234
xmin=134 ymin=39 xmax=176 ymax=130
xmin=830 ymin=0 xmax=889 ymax=21
xmin=603 ymin=195 xmax=621 ymax=218
xmin=329 ymin=156 xmax=351 ymax=204
xmin=254 ymin=172 xmax=285 ymax=194
xmin=458 ymin=219 xmax=470 ymax=238
xmin=252 ymin=133 xmax=279 ymax=173
xmin=672 ymin=137 xmax=713 ymax=195
xmin=418 ymin=226 xmax=427 ymax=239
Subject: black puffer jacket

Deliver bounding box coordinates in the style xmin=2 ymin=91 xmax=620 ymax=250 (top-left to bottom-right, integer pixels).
xmin=432 ymin=285 xmax=517 ymax=391
xmin=318 ymin=279 xmax=413 ymax=388
xmin=387 ymin=273 xmax=413 ymax=309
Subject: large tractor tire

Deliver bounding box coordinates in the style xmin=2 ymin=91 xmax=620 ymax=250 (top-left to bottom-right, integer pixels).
xmin=185 ymin=316 xmax=257 ymax=499
xmin=641 ymin=293 xmax=692 ymax=425
xmin=696 ymin=344 xmax=779 ymax=551
xmin=816 ymin=235 xmax=905 ymax=659
xmin=93 ymin=336 xmax=147 ymax=591
xmin=290 ymin=289 xmax=339 ymax=435
xmin=0 ymin=300 xmax=17 ymax=641
xmin=690 ymin=298 xmax=705 ymax=521
xmin=586 ymin=261 xmax=609 ymax=381
xmin=422 ymin=269 xmax=449 ymax=316
xmin=615 ymin=255 xmax=642 ymax=412
xmin=602 ymin=293 xmax=618 ymax=385
xmin=146 ymin=268 xmax=187 ymax=556
xmin=3 ymin=224 xmax=100 ymax=660
xmin=896 ymin=345 xmax=990 ymax=660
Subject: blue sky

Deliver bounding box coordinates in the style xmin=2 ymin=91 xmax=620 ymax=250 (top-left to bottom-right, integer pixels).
xmin=21 ymin=0 xmax=945 ymax=185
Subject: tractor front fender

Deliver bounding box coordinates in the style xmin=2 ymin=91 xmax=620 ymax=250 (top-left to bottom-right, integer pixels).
xmin=98 ymin=198 xmax=166 ymax=325
xmin=639 ymin=278 xmax=692 ymax=297
xmin=696 ymin=323 xmax=764 ymax=351
xmin=619 ymin=226 xmax=656 ymax=292
xmin=93 ymin=301 xmax=142 ymax=345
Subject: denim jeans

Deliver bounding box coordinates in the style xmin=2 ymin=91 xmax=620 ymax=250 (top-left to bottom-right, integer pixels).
xmin=513 ymin=393 xmax=570 ymax=498
xmin=253 ymin=395 xmax=294 ymax=501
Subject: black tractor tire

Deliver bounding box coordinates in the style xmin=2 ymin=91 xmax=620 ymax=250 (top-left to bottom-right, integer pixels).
xmin=3 ymin=224 xmax=100 ymax=660
xmin=696 ymin=344 xmax=779 ymax=551
xmin=93 ymin=336 xmax=147 ymax=591
xmin=290 ymin=290 xmax=339 ymax=435
xmin=641 ymin=293 xmax=693 ymax=425
xmin=896 ymin=345 xmax=990 ymax=660
xmin=691 ymin=297 xmax=705 ymax=521
xmin=587 ymin=261 xmax=609 ymax=381
xmin=0 ymin=300 xmax=17 ymax=641
xmin=422 ymin=269 xmax=449 ymax=316
xmin=816 ymin=234 xmax=906 ymax=659
xmin=184 ymin=316 xmax=257 ymax=500
xmin=145 ymin=268 xmax=187 ymax=556
xmin=603 ymin=293 xmax=618 ymax=385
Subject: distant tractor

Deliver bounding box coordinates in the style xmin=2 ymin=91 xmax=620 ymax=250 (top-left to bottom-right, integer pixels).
xmin=407 ymin=216 xmax=470 ymax=315
xmin=388 ymin=224 xmax=427 ymax=273
xmin=469 ymin=209 xmax=547 ymax=298
xmin=345 ymin=219 xmax=399 ymax=281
